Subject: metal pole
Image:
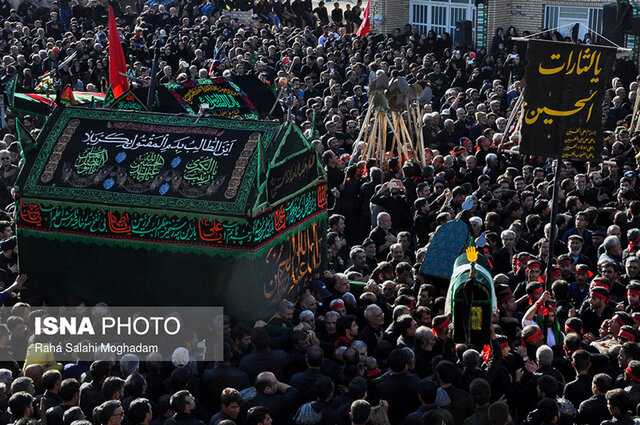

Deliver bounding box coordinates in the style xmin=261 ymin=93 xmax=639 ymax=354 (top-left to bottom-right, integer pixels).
xmin=146 ymin=40 xmax=161 ymax=112
xmin=545 ymin=159 xmax=562 ymax=289
xmin=53 ymin=49 xmax=61 ymax=105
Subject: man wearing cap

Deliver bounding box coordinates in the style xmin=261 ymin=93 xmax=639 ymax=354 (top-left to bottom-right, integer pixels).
xmin=309 ymin=280 xmax=332 ymax=316
xmin=568 ymin=235 xmax=594 ymax=271
xmin=579 ymin=287 xmax=615 ymax=337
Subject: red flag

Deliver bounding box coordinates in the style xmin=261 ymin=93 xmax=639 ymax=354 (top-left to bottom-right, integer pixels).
xmin=60 ymin=85 xmax=76 ymax=106
xmin=108 ymin=0 xmax=128 ymax=98
xmin=356 ymin=0 xmax=371 ymax=37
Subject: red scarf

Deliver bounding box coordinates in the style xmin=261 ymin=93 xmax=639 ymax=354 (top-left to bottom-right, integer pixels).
xmin=334 ymin=335 xmax=355 ymax=348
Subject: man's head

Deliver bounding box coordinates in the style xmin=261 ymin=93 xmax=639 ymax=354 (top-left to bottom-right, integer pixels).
xmin=522 ymin=324 xmax=544 ymax=347
xmin=8 ymin=392 xmax=33 ymax=419
xmin=589 ymin=288 xmax=609 ymax=312
xmin=169 ymin=390 xmax=194 ymax=415
xmin=377 ymin=212 xmax=392 ymax=230
xmin=127 ymin=398 xmax=152 ymax=425
xmin=102 ymin=377 xmax=124 ymax=401
xmin=254 ymin=372 xmax=278 ymax=395
xmin=592 ymin=373 xmax=613 ymax=396
xmin=337 ymin=315 xmax=358 ymax=338
xmin=537 ymin=398 xmax=559 ymax=424
xmin=324 ymin=311 xmax=339 ymax=335
xmin=364 ymin=304 xmax=384 ymax=328
xmin=219 ymin=388 xmax=241 ymax=420
xmin=500 ymin=230 xmax=516 ymax=251
xmin=469 ymin=378 xmax=491 ymax=408
xmin=606 ymin=388 xmax=628 ymax=417
xmin=97 ymin=400 xmax=123 ymax=425
xmin=349 ymin=400 xmax=371 ymax=425
xmin=246 ymin=406 xmax=271 ymax=425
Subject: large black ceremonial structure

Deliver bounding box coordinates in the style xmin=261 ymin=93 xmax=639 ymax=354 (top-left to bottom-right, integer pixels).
xmin=14 ymin=106 xmax=327 ymax=320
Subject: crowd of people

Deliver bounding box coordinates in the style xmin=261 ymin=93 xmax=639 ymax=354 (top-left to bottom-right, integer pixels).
xmin=1 ymin=1 xmax=640 ymax=425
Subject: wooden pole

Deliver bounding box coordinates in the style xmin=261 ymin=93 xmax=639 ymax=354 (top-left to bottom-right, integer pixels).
xmin=632 ymin=85 xmax=640 ymax=132
xmin=500 ymin=94 xmax=524 ymax=150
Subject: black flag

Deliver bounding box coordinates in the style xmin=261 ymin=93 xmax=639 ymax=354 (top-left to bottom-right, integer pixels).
xmin=520 ymin=40 xmax=617 ymax=161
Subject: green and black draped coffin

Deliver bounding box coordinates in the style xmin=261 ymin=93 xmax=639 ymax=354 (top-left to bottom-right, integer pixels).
xmin=14 ymin=106 xmax=327 ymax=320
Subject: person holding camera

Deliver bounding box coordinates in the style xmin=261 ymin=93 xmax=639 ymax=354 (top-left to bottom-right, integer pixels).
xmin=371 ymin=180 xmax=412 ymax=233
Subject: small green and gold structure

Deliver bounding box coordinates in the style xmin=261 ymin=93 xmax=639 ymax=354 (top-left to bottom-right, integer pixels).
xmin=445 ymin=246 xmax=496 ymax=349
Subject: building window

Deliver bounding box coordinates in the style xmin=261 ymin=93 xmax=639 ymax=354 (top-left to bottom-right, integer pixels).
xmin=409 ymin=0 xmax=476 ymax=45
xmin=543 ymin=5 xmax=602 ymax=42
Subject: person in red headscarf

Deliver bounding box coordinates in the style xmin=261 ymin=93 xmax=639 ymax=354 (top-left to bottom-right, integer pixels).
xmin=626 ymin=281 xmax=640 ymax=314
xmin=578 ymin=287 xmax=615 ymax=337
xmin=522 ymin=290 xmax=564 ymax=348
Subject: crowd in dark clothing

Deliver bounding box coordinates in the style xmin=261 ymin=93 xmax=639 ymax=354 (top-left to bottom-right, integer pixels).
xmin=1 ymin=1 xmax=640 ymax=425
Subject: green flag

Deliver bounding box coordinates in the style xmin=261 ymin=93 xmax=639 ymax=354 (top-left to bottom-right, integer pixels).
xmin=309 ymin=110 xmax=316 ymax=140
xmin=257 ymin=134 xmax=266 ymax=188
xmin=5 ymin=73 xmax=17 ymax=109
xmin=103 ymin=86 xmax=115 ymax=108
xmin=16 ymin=118 xmax=36 ymax=155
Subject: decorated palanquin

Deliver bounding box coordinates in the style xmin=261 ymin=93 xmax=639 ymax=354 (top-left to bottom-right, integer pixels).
xmin=14 ymin=106 xmax=327 ymax=320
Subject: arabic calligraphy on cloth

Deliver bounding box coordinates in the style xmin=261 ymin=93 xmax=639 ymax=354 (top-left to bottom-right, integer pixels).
xmin=520 ymin=40 xmax=616 ymax=161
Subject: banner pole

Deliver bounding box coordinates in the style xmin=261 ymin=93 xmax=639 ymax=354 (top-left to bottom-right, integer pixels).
xmin=545 ymin=158 xmax=562 ymax=290
xmin=146 ymin=40 xmax=161 ymax=112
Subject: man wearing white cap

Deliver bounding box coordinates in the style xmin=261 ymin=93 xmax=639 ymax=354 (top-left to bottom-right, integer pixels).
xmin=469 ymin=216 xmax=483 ymax=238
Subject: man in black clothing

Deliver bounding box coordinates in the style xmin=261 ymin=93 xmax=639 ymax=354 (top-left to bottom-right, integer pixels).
xmin=241 ymin=372 xmax=299 ymax=425
xmin=208 ymin=388 xmax=241 ymax=425
xmin=289 ymin=346 xmax=326 ymax=404
xmin=578 ymin=288 xmax=615 ymax=336
xmin=79 ymin=360 xmax=110 ymax=418
xmin=127 ymin=398 xmax=152 ymax=425
xmin=41 ymin=370 xmax=63 ymax=413
xmin=603 ymin=388 xmax=634 ymax=425
xmin=358 ymin=305 xmax=384 ymax=356
xmin=164 ymin=391 xmax=204 ymax=425
xmin=376 ymin=349 xmax=420 ymax=424
xmin=238 ymin=328 xmax=288 ymax=383
xmin=46 ymin=378 xmax=80 ymax=425
xmin=463 ymin=379 xmax=491 ymax=425
xmin=575 ymin=373 xmax=613 ymax=425
xmin=368 ymin=212 xmax=397 ymax=262
xmin=295 ymin=376 xmax=340 ymax=425
xmin=563 ymin=350 xmax=593 ymax=410
xmin=330 ymin=3 xmax=343 ymax=26
xmin=401 ymin=378 xmax=454 ymax=425
xmin=313 ymin=2 xmax=329 ymax=26
xmin=435 ymin=360 xmax=473 ymax=425
xmin=371 ymin=180 xmax=412 ymax=232
xmin=201 ymin=343 xmax=249 ymax=415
